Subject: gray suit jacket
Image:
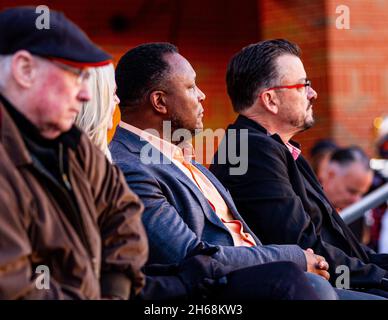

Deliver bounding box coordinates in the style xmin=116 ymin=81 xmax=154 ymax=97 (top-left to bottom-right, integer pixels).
xmin=110 ymin=125 xmax=306 ymax=270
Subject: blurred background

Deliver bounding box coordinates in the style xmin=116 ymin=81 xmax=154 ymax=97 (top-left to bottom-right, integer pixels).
xmin=2 ymin=0 xmax=388 ymax=160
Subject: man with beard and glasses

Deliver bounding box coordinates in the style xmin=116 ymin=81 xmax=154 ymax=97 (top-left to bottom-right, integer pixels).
xmin=209 ymin=39 xmax=388 ymax=298
xmin=109 ymin=42 xmax=385 ymax=300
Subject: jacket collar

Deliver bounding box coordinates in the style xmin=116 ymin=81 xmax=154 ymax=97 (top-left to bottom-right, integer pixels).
xmin=113 ymin=125 xmax=149 ymax=154
xmin=0 ymin=93 xmax=82 ymax=167
xmin=233 ymin=114 xmax=301 ymax=149
xmin=233 ymin=116 xmax=330 ymax=204
xmin=193 ymin=161 xmax=262 ymax=244
xmin=0 ymin=97 xmax=33 ymax=167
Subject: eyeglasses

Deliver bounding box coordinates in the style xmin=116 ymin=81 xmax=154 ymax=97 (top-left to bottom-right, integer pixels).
xmin=259 ymin=79 xmax=312 ymax=97
xmin=49 ymin=59 xmax=90 ymax=84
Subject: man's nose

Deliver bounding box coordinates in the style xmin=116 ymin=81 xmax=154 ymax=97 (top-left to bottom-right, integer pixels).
xmin=197 ymin=87 xmax=206 ymax=101
xmin=308 ymin=86 xmax=318 ymax=101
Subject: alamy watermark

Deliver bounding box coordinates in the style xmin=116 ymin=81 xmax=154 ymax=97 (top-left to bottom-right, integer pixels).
xmin=35 ymin=265 xmax=50 ymax=290
xmin=35 ymin=5 xmax=50 ymax=30
xmin=335 ymin=265 xmax=350 ymax=289
xmin=335 ymin=5 xmax=350 ymax=30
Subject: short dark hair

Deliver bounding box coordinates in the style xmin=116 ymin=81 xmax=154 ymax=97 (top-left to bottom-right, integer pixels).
xmin=226 ymin=39 xmax=300 ymax=112
xmin=310 ymin=139 xmax=338 ymax=157
xmin=330 ymin=146 xmax=370 ymax=170
xmin=115 ymin=42 xmax=178 ymax=110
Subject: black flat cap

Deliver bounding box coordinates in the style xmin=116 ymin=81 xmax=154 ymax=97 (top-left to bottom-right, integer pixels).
xmin=0 ymin=6 xmax=111 ymax=67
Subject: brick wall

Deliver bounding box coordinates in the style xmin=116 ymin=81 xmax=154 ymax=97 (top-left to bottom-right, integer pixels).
xmin=1 ymin=0 xmax=259 ymax=163
xmin=260 ymin=0 xmax=331 ymax=157
xmin=261 ymin=0 xmax=388 ymax=158
xmin=327 ymin=0 xmax=388 ymax=157
xmin=3 ymin=0 xmax=388 ymax=159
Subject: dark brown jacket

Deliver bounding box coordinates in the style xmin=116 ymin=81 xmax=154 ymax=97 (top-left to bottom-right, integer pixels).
xmin=0 ymin=100 xmax=148 ymax=299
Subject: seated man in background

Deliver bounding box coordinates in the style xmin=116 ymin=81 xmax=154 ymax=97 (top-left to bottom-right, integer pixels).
xmin=321 ymin=146 xmax=373 ymax=242
xmin=321 ymin=146 xmax=373 ymax=211
xmin=0 ymin=7 xmax=147 ymax=299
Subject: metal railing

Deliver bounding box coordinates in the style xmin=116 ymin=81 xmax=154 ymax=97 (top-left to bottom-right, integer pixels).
xmin=341 ymin=182 xmax=388 ymax=225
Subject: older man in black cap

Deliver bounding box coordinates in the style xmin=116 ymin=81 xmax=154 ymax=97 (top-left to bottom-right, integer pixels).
xmin=0 ymin=7 xmax=148 ymax=299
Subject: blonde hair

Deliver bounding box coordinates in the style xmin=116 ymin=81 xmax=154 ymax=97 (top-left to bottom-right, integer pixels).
xmin=75 ymin=64 xmax=116 ymax=161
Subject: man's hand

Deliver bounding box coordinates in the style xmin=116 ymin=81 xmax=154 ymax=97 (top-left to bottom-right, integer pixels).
xmin=177 ymin=253 xmax=231 ymax=299
xmin=304 ymin=248 xmax=330 ymax=280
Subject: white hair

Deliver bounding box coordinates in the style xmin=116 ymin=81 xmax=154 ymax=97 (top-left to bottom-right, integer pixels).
xmin=75 ymin=63 xmax=116 ymax=161
xmin=0 ymin=55 xmax=12 ymax=91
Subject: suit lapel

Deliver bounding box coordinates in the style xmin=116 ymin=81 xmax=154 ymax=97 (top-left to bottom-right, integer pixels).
xmin=193 ymin=161 xmax=262 ymax=244
xmin=173 ymin=166 xmax=229 ymax=231
xmin=296 ymin=156 xmax=360 ymax=243
xmin=297 ymin=157 xmax=327 ymax=199
xmin=293 ymin=146 xmax=369 ymax=259
xmin=297 ymin=159 xmax=334 ymax=211
xmin=114 ymin=126 xmax=148 ymax=154
xmin=115 ymin=127 xmax=229 ymax=231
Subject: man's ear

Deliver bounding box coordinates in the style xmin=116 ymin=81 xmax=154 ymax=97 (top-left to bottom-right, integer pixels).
xmin=149 ymin=90 xmax=168 ymax=115
xmin=260 ymin=91 xmax=279 ymax=115
xmin=11 ymin=50 xmax=38 ymax=89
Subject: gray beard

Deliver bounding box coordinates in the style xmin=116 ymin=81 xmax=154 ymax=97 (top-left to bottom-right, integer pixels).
xmin=296 ymin=104 xmax=314 ymax=132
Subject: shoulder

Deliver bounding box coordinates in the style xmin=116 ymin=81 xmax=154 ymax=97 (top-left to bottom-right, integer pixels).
xmin=225 ymin=120 xmax=285 ymax=151
xmin=0 ymin=144 xmax=34 ymax=226
xmin=110 ymin=140 xmax=165 ymax=189
xmin=222 ymin=123 xmax=288 ymax=163
xmin=72 ymin=129 xmax=108 ymax=170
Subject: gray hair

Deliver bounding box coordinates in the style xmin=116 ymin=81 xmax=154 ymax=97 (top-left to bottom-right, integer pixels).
xmin=330 ymin=146 xmax=371 ymax=171
xmin=0 ymin=55 xmax=12 ymax=91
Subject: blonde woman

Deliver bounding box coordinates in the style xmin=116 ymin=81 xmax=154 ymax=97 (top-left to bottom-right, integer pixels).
xmin=75 ymin=63 xmax=119 ymax=161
